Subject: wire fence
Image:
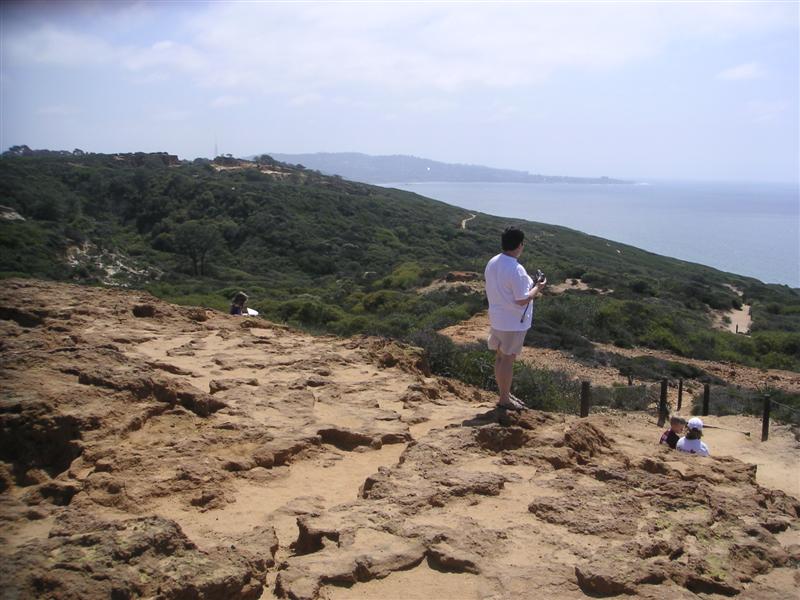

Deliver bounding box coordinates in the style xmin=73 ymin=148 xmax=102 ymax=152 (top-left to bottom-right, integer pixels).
xmin=692 ymin=385 xmax=800 ymax=426
xmin=407 ymin=331 xmax=800 ymax=427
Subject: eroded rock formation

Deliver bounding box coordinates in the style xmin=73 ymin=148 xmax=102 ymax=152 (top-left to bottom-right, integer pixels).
xmin=1 ymin=279 xmax=797 ymax=599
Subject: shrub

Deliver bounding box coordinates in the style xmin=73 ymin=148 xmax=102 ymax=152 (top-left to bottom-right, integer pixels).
xmin=592 ymin=384 xmax=657 ymax=411
xmin=511 ymin=367 xmax=580 ymax=413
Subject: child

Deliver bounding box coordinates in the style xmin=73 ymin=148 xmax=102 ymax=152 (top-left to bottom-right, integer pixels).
xmin=676 ymin=417 xmax=710 ymax=457
xmin=659 ymin=416 xmax=686 ymax=449
xmin=229 ymin=291 xmax=248 ymax=316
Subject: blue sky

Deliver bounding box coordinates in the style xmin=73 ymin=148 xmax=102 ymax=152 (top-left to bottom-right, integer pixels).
xmin=1 ymin=1 xmax=798 ymax=182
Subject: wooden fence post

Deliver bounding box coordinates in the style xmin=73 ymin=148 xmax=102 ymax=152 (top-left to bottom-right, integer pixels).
xmin=702 ymin=384 xmax=710 ymax=416
xmin=657 ymin=378 xmax=668 ymax=427
xmin=677 ymin=379 xmax=683 ymax=412
xmin=761 ymin=394 xmax=771 ymax=442
xmin=580 ymin=381 xmax=591 ymax=418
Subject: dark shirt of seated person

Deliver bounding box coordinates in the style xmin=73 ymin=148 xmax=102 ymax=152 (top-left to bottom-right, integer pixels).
xmin=659 ymin=416 xmax=686 ymax=450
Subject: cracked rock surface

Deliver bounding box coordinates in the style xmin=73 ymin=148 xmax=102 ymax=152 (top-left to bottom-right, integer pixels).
xmin=1 ymin=279 xmax=798 ymax=599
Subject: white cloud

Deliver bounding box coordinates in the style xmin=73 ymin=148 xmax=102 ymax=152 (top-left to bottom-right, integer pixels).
xmin=3 ymin=2 xmax=795 ymax=97
xmin=211 ymin=95 xmax=247 ymax=108
xmin=5 ymin=25 xmax=118 ymax=66
xmin=176 ymin=2 xmax=794 ymax=92
xmin=717 ymin=61 xmax=766 ymax=81
xmin=123 ymin=40 xmax=206 ymax=73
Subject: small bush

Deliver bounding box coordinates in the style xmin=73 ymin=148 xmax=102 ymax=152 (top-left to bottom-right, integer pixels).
xmin=592 ymin=384 xmax=657 ymax=411
xmin=511 ymin=367 xmax=580 ymax=413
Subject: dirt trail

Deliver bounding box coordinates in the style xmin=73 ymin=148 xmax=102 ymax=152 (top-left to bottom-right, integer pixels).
xmin=1 ymin=279 xmax=798 ymax=600
xmin=713 ymin=304 xmax=753 ymax=335
xmin=461 ymin=213 xmax=476 ymax=229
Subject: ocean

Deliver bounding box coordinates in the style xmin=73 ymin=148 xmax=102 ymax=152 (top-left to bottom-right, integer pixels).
xmin=381 ymin=181 xmax=799 ymax=287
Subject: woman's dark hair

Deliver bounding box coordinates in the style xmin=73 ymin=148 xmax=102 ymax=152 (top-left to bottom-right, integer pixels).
xmin=232 ymin=291 xmax=248 ymax=306
xmin=501 ymin=227 xmax=525 ymax=251
xmin=686 ymin=428 xmax=702 ymax=440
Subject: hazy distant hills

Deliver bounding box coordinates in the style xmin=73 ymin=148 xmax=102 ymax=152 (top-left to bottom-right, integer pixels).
xmin=268 ymin=152 xmax=629 ymax=184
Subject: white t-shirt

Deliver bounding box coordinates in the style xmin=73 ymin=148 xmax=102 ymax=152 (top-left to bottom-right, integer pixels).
xmin=676 ymin=437 xmax=710 ymax=457
xmin=485 ymin=253 xmax=534 ymax=332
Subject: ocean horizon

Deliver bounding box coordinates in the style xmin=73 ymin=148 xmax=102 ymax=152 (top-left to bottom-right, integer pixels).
xmin=381 ymin=180 xmax=800 ymax=288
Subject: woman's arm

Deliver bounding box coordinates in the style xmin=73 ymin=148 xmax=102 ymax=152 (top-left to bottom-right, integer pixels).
xmin=514 ymin=278 xmax=547 ymax=306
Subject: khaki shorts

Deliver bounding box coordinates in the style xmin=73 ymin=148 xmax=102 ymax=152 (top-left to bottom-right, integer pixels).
xmin=487 ymin=328 xmax=527 ymax=356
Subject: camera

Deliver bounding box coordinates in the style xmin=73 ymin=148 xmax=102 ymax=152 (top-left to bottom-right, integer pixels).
xmin=535 ymin=269 xmax=545 ymax=283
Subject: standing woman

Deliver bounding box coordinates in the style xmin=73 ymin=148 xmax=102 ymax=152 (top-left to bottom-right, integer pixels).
xmin=484 ymin=226 xmax=546 ymax=411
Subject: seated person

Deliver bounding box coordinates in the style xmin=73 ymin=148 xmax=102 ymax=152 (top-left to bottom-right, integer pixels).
xmin=659 ymin=415 xmax=686 ymax=449
xmin=676 ymin=417 xmax=710 ymax=457
xmin=230 ymin=291 xmax=249 ymax=316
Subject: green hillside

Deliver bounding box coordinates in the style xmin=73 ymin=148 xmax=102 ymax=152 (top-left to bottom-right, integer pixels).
xmin=1 ymin=151 xmax=798 ymax=371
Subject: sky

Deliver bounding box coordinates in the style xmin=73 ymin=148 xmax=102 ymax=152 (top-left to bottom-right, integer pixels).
xmin=1 ymin=0 xmax=798 ymax=182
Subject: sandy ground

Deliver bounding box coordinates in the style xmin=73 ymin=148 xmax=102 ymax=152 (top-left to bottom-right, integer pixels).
xmin=548 ymin=278 xmax=612 ymax=295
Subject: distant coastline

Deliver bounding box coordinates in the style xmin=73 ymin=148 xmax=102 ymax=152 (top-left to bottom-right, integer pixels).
xmin=268 ymin=152 xmax=631 ymax=185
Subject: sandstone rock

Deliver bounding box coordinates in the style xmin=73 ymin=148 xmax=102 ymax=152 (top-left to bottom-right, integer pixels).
xmin=0 ymin=400 xmax=83 ymax=483
xmin=253 ymin=436 xmax=322 ymax=469
xmin=575 ymin=562 xmax=638 ymax=596
xmin=564 ymin=420 xmax=612 ymax=458
xmin=183 ymin=307 xmax=210 ymax=322
xmin=147 ymin=360 xmax=196 ymax=375
xmin=209 ymin=378 xmax=260 ymax=394
xmin=474 ymin=425 xmax=530 ymax=451
xmin=77 ymin=369 xmax=227 ymax=416
xmin=319 ymin=427 xmax=380 ymax=450
xmin=21 ymin=480 xmax=80 ymax=506
xmin=2 ymin=515 xmax=263 ymax=600
xmin=427 ymin=541 xmax=482 ymax=574
xmin=132 ymin=303 xmax=157 ymax=318
xmin=276 ymin=528 xmax=426 ymax=600
xmin=0 ymin=306 xmax=44 ymax=327
xmin=83 ymin=471 xmax=130 ymax=508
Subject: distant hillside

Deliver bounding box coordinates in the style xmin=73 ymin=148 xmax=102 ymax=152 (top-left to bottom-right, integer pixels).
xmin=269 ymin=152 xmax=629 ymax=184
xmin=1 ymin=150 xmax=798 ymax=372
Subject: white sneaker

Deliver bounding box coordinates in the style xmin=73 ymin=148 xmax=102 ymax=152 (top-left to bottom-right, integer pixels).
xmin=498 ymin=395 xmax=528 ymax=411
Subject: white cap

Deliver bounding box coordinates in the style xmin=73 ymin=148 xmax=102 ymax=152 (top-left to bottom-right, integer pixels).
xmin=687 ymin=417 xmax=703 ymax=431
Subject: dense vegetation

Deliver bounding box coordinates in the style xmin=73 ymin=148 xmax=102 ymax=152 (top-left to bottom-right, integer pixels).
xmin=1 ymin=151 xmax=799 ymax=373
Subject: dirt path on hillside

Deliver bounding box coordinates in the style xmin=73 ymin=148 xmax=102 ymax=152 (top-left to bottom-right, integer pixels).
xmin=713 ymin=304 xmax=753 ymax=335
xmin=461 ymin=213 xmax=476 ymax=229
